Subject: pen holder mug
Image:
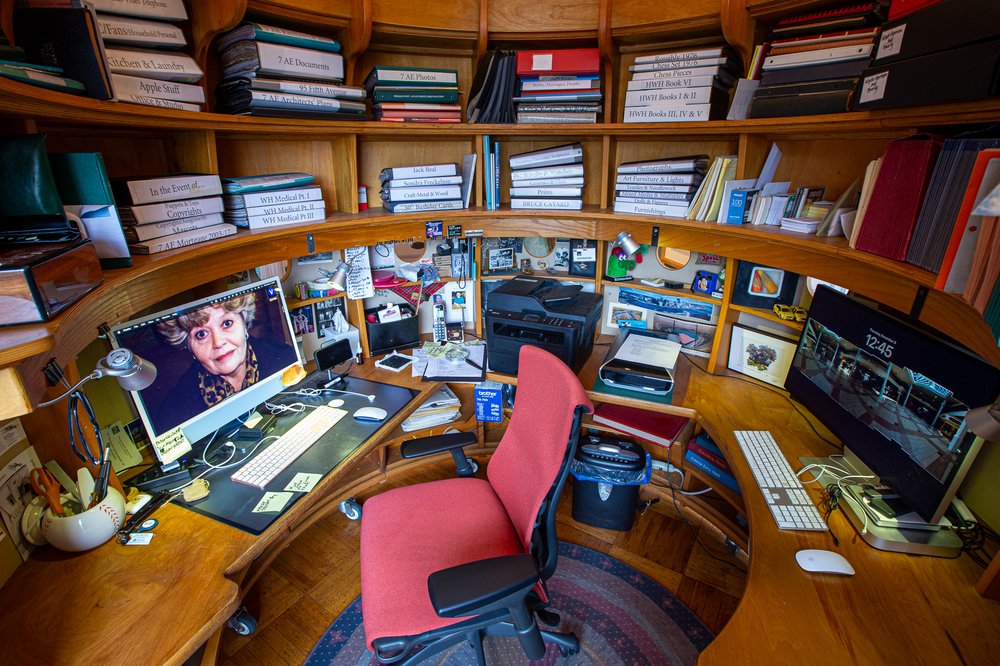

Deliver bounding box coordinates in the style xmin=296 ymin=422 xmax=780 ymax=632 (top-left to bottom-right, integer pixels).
xmin=35 ymin=488 xmax=125 ymax=552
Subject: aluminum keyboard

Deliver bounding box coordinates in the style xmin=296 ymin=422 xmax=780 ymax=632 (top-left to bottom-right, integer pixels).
xmin=232 ymin=405 xmax=348 ymax=489
xmin=733 ymin=430 xmax=827 ymax=531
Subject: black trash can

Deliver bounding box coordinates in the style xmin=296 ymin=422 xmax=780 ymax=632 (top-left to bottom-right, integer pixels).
xmin=571 ymin=434 xmax=648 ymax=531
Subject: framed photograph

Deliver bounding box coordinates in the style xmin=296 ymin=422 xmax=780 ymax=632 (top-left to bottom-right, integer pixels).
xmin=652 ymin=314 xmax=716 ymax=357
xmin=606 ymin=302 xmax=648 ymax=329
xmin=569 ymin=239 xmax=597 ymax=277
xmin=297 ymin=251 xmax=335 ymax=265
xmin=692 ymin=270 xmax=718 ymax=295
xmin=618 ymin=286 xmax=718 ymax=323
xmin=487 ymin=246 xmax=515 ymax=272
xmin=727 ymin=324 xmax=797 ymax=388
xmin=730 ymin=260 xmax=800 ymax=308
xmin=290 ymin=304 xmax=315 ymax=336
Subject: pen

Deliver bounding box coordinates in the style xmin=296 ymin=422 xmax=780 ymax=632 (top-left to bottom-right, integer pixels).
xmin=464 ymin=357 xmax=482 ymax=371
xmin=91 ymin=446 xmax=112 ymax=507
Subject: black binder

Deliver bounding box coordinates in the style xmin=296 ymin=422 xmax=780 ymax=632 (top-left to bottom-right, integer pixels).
xmin=872 ymin=0 xmax=1000 ymax=66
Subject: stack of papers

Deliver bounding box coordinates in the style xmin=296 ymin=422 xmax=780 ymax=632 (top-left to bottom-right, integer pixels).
xmin=401 ymin=385 xmax=462 ymax=432
xmin=413 ymin=341 xmax=487 ymax=382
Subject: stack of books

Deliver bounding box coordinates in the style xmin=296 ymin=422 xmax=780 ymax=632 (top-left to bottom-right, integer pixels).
xmin=749 ymin=2 xmax=887 ymax=118
xmin=13 ymin=0 xmax=201 ymax=105
xmin=380 ymin=157 xmax=476 ymax=213
xmin=95 ymin=0 xmax=204 ymax=111
xmin=508 ymin=144 xmax=585 ymax=211
xmin=612 ymin=155 xmax=708 ymax=217
xmin=221 ymin=173 xmax=326 ymax=230
xmin=591 ymin=403 xmax=690 ymax=449
xmin=215 ymin=23 xmax=368 ymax=119
xmin=622 ymin=46 xmax=739 ymax=123
xmin=401 ymin=385 xmax=462 ymax=432
xmin=684 ymin=432 xmax=740 ymax=494
xmin=513 ymin=48 xmax=602 ymax=124
xmin=115 ymin=174 xmax=232 ymax=254
xmin=364 ymin=66 xmax=460 ymax=122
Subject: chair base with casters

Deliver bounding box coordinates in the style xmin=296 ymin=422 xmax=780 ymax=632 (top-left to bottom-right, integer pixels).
xmin=359 ymin=346 xmax=593 ymax=665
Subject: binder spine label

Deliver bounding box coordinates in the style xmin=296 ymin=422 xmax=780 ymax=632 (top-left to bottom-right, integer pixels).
xmin=509 ymin=165 xmax=584 ymax=181
xmin=125 ymin=197 xmax=224 ymax=224
xmin=387 ymin=200 xmax=463 ymax=213
xmin=627 ymin=76 xmax=716 ymax=90
xmin=111 ymin=74 xmax=204 ymax=102
xmin=510 ymin=198 xmax=582 ymax=210
xmin=623 ymin=107 xmax=710 ymax=122
xmin=98 ymin=16 xmax=186 ymax=47
xmin=876 ymin=25 xmax=906 ymax=60
xmin=236 ymin=187 xmax=323 ymax=208
xmin=385 ymin=186 xmax=461 ymax=202
xmin=245 ymin=208 xmax=327 ymax=229
xmin=125 ymin=213 xmax=224 ymax=241
xmin=257 ymin=42 xmax=344 ymax=80
xmin=624 ymin=87 xmax=714 ymax=106
xmin=122 ymin=95 xmax=199 ymax=111
xmin=859 ymin=71 xmax=889 ymax=104
xmin=104 ymin=48 xmax=203 ymax=83
xmin=244 ymin=201 xmax=325 ymax=217
xmin=127 ymin=175 xmax=223 ymax=205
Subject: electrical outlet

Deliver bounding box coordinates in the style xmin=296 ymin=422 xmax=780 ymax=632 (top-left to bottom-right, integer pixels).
xmin=651 ymin=460 xmax=679 ymax=475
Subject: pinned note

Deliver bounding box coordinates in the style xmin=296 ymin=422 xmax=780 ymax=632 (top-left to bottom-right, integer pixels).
xmin=252 ymin=492 xmax=294 ymax=514
xmin=285 ymin=473 xmax=322 ymax=493
xmin=153 ymin=426 xmax=192 ymax=465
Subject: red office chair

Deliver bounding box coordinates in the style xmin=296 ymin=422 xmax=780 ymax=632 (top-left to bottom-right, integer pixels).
xmin=359 ymin=345 xmax=593 ymax=664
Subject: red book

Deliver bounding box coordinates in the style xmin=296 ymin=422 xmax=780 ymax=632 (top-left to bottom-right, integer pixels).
xmin=854 ymin=135 xmax=942 ymax=261
xmin=516 ymin=48 xmax=601 ymax=76
xmin=888 ymin=0 xmax=946 ymax=20
xmin=686 ymin=439 xmax=733 ymax=475
xmin=591 ymin=403 xmax=689 ymax=448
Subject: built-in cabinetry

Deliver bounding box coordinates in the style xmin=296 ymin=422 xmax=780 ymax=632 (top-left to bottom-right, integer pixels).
xmin=1 ymin=1 xmax=998 ymax=490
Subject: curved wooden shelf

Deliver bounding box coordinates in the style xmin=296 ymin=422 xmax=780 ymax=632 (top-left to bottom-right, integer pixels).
xmin=4 ymin=206 xmax=995 ymax=401
xmin=3 ymin=75 xmax=1000 ymax=137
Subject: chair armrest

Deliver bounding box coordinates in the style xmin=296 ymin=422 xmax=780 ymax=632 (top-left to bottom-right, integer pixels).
xmin=428 ymin=553 xmax=539 ymax=618
xmin=401 ymin=431 xmax=477 ymax=459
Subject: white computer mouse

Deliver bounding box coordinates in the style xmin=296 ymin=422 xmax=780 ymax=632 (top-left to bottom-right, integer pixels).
xmin=353 ymin=406 xmax=388 ymax=422
xmin=795 ymin=549 xmax=855 ymax=576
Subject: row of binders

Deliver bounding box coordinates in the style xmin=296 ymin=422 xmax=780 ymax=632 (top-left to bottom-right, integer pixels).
xmin=379 ymin=157 xmax=477 ymax=213
xmin=10 ymin=0 xmax=204 ymax=110
xmin=622 ymin=46 xmax=739 ymax=123
xmin=482 ymin=141 xmax=587 ymax=210
xmin=468 ymin=48 xmax=602 ymax=124
xmin=215 ymin=23 xmax=368 ymax=119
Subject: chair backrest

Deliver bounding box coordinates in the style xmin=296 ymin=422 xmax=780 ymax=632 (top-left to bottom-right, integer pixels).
xmin=487 ymin=346 xmax=593 ymax=559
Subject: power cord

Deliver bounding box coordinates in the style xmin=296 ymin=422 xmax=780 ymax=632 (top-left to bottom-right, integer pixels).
xmin=681 ymin=354 xmax=842 ymax=450
xmin=655 ymin=444 xmax=749 ymax=574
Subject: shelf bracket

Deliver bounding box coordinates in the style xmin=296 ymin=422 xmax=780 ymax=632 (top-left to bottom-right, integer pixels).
xmin=911 ymin=286 xmax=929 ymax=319
xmin=306 ymin=234 xmax=316 ymax=254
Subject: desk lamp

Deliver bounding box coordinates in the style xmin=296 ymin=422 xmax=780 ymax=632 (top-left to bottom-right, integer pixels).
xmin=39 ymin=349 xmax=157 ymax=464
xmin=318 ymin=256 xmax=355 ymax=292
xmin=612 ymin=231 xmax=642 ymax=258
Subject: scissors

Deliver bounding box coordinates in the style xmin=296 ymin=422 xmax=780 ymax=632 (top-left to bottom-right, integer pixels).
xmin=29 ymin=467 xmax=65 ymax=516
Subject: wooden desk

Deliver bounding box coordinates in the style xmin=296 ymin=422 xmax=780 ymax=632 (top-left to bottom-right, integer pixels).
xmin=686 ymin=368 xmax=1000 ymax=665
xmin=1 ymin=361 xmax=998 ymax=665
xmin=0 ymin=363 xmax=439 ymax=666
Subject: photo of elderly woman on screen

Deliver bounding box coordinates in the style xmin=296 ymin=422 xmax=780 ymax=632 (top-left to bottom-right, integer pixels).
xmin=111 ymin=280 xmax=300 ymax=439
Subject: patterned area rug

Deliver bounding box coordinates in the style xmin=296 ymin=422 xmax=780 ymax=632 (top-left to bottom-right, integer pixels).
xmin=304 ymin=542 xmax=714 ymax=665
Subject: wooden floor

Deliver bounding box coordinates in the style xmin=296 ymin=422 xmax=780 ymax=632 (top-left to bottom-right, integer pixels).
xmin=219 ymin=456 xmax=748 ymax=665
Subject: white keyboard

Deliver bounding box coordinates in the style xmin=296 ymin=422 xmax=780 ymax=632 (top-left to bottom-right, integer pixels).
xmin=232 ymin=405 xmax=347 ymax=489
xmin=733 ymin=430 xmax=827 ymax=531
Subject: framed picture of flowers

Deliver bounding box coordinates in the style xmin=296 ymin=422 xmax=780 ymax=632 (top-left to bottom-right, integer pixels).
xmin=727 ymin=324 xmax=798 ymax=388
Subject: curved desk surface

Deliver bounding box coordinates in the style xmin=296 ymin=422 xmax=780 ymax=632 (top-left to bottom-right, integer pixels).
xmin=0 ymin=364 xmax=998 ymax=665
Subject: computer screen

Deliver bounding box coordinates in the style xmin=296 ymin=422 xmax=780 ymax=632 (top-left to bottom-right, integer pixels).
xmin=785 ymin=286 xmax=1000 ymax=524
xmin=109 ymin=277 xmax=301 ymax=463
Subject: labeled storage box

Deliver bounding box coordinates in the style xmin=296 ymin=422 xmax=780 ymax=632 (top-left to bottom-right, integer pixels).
xmin=365 ymin=302 xmax=419 ymax=356
xmin=474 ymin=381 xmax=505 ymax=422
xmin=0 ymin=239 xmax=102 ymax=325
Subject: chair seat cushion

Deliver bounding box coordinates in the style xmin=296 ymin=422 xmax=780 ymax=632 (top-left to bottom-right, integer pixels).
xmin=360 ymin=477 xmax=525 ymax=649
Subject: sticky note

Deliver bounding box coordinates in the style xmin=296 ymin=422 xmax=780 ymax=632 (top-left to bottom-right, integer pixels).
xmin=252 ymin=492 xmax=294 ymax=513
xmin=285 ymin=473 xmax=322 ymax=493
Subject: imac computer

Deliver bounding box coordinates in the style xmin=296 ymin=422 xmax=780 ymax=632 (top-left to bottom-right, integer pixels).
xmin=786 ymin=286 xmax=1000 ymax=556
xmin=109 ymin=277 xmax=301 ymax=465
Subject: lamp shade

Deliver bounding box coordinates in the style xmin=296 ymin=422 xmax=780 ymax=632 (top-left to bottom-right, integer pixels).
xmin=329 ymin=261 xmax=352 ymax=292
xmin=615 ymin=231 xmax=642 ymax=258
xmin=98 ymin=348 xmax=157 ymax=391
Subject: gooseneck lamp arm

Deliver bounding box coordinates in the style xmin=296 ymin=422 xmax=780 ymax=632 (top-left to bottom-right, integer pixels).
xmin=37 ymin=349 xmax=157 ymax=464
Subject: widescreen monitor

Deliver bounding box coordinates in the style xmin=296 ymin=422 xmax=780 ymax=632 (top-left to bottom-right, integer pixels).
xmin=109 ymin=277 xmax=301 ymax=463
xmin=785 ymin=286 xmax=1000 ymax=524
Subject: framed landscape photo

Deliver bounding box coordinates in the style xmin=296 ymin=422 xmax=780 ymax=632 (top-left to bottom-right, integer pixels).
xmin=728 ymin=324 xmax=797 ymax=388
